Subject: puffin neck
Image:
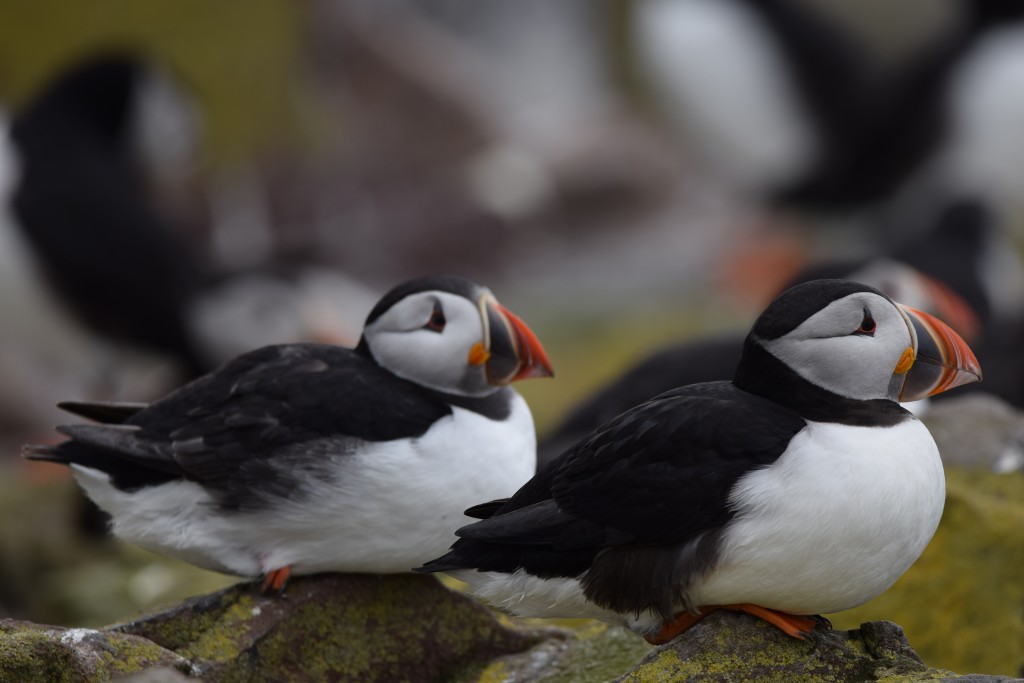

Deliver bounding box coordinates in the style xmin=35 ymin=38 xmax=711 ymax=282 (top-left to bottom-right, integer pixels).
xmin=732 ymin=337 xmax=911 ymax=427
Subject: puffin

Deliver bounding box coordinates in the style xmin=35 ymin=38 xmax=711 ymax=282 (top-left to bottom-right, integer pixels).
xmin=537 ymin=255 xmax=980 ymax=466
xmin=418 ymin=279 xmax=980 ymax=643
xmin=23 ymin=274 xmax=553 ymax=592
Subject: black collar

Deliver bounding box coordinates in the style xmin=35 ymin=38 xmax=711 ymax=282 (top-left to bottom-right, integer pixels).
xmin=423 ymin=386 xmax=514 ymax=421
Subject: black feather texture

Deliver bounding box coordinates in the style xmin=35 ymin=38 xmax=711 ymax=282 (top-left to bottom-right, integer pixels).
xmin=419 ymin=382 xmax=806 ymax=616
xmin=30 ymin=343 xmax=515 ymax=510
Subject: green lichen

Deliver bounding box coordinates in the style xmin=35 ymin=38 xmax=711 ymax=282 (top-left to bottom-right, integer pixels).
xmin=0 ymin=627 xmax=77 ymax=683
xmin=470 ymin=619 xmax=652 ymax=683
xmin=613 ymin=614 xmax=956 ymax=683
xmin=116 ymin=573 xmax=550 ymax=683
xmin=474 ymin=661 xmax=511 ymax=683
xmin=0 ymin=620 xmax=187 ymax=682
xmin=534 ymin=622 xmax=650 ymax=683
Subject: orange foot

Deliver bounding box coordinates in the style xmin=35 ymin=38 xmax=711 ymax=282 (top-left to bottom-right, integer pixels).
xmin=260 ymin=565 xmax=292 ymax=595
xmin=644 ymin=603 xmax=825 ymax=645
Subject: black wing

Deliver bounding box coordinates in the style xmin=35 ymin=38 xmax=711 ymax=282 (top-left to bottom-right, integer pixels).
xmin=420 ymin=381 xmax=805 ymax=616
xmin=31 ymin=344 xmax=454 ymax=507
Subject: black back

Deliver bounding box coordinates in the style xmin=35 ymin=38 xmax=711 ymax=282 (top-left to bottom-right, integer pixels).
xmin=420 ymin=381 xmax=806 ymax=618
xmin=47 ymin=343 xmax=513 ymax=509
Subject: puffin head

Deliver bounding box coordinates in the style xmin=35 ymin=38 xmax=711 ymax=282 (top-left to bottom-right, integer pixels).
xmin=359 ymin=275 xmax=553 ymax=397
xmin=738 ymin=279 xmax=981 ymax=404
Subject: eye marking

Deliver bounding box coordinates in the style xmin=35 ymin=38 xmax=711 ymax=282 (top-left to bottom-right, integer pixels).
xmin=424 ymin=302 xmax=446 ymax=333
xmin=854 ymin=307 xmax=876 ymax=336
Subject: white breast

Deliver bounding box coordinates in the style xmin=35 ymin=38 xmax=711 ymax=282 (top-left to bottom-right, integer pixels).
xmin=692 ymin=418 xmax=945 ymax=614
xmin=72 ymin=392 xmax=538 ymax=577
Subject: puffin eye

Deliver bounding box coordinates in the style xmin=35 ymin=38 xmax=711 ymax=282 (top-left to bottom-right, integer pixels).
xmin=854 ymin=307 xmax=876 ymax=336
xmin=424 ymin=303 xmax=446 ymax=333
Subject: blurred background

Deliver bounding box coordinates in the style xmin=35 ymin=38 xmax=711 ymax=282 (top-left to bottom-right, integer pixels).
xmin=1 ymin=0 xmax=1023 ymax=676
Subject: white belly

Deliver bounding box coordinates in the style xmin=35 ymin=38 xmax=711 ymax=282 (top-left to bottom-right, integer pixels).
xmin=73 ymin=396 xmax=537 ymax=577
xmin=692 ymin=419 xmax=945 ymax=614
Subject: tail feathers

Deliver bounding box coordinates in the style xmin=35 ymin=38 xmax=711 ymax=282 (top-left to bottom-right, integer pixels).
xmin=21 ymin=442 xmax=68 ymax=464
xmin=23 ymin=429 xmax=181 ymax=490
xmin=57 ymin=400 xmax=147 ymax=424
xmin=413 ymin=550 xmax=465 ymax=574
xmin=463 ymin=498 xmax=510 ymax=520
xmin=23 ymin=401 xmax=150 ymax=466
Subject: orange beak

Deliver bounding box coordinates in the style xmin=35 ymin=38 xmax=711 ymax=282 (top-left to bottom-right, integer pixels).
xmin=474 ymin=294 xmax=554 ymax=385
xmin=897 ymin=304 xmax=982 ymax=401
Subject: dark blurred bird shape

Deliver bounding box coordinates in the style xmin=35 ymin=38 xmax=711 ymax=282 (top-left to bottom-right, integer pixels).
xmin=633 ymin=0 xmax=1024 ymax=210
xmin=419 ymin=279 xmax=980 ymax=643
xmin=24 ymin=275 xmax=552 ymax=591
xmin=3 ymin=51 xmax=376 ymax=393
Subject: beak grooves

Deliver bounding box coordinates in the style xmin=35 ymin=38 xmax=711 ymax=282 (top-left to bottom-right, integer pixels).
xmin=478 ymin=295 xmax=554 ymax=385
xmin=897 ymin=304 xmax=982 ymax=401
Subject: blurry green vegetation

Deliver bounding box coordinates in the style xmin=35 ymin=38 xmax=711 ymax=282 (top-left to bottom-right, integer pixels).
xmin=0 ymin=470 xmax=233 ymax=627
xmin=0 ymin=0 xmax=309 ymax=163
xmin=520 ymin=301 xmax=743 ymax=437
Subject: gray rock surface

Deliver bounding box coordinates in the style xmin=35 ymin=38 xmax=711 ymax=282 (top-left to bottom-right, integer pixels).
xmin=924 ymin=394 xmax=1024 ymax=472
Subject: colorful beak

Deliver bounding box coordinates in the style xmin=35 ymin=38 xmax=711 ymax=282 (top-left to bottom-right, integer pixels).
xmin=475 ymin=294 xmax=554 ymax=385
xmin=897 ymin=304 xmax=982 ymax=401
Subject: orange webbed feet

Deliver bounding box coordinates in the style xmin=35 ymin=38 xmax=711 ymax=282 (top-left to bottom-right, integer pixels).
xmin=647 ymin=603 xmax=826 ymax=644
xmin=260 ymin=565 xmax=292 ymax=595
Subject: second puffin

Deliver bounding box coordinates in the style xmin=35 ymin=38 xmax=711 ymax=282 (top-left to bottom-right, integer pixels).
xmin=418 ymin=279 xmax=980 ymax=643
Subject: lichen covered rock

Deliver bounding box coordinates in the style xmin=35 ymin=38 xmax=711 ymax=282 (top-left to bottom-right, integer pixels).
xmin=112 ymin=573 xmax=553 ymax=683
xmin=0 ymin=618 xmax=189 ymax=682
xmin=3 ymin=573 xmax=1023 ymax=682
xmin=475 ymin=620 xmax=652 ymax=683
xmin=616 ymin=612 xmax=1021 ymax=682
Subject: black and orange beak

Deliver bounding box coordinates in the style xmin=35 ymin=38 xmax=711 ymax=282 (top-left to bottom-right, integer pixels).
xmin=471 ymin=293 xmax=554 ymax=385
xmin=896 ymin=304 xmax=982 ymax=401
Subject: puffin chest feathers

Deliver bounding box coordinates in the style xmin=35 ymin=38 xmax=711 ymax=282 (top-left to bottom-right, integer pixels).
xmin=693 ymin=417 xmax=945 ymax=614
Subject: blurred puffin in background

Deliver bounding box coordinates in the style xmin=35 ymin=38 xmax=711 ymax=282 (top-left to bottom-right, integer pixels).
xmin=631 ymin=0 xmax=1024 ymax=298
xmin=0 ymin=50 xmax=377 ymax=433
xmin=632 ymin=0 xmax=1024 ymax=211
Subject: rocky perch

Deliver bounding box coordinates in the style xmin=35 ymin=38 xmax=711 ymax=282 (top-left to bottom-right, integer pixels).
xmin=0 ymin=573 xmax=1021 ymax=682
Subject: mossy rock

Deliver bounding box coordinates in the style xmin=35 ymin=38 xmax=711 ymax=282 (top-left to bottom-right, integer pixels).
xmin=4 ymin=572 xmax=1024 ymax=682
xmin=112 ymin=573 xmax=556 ymax=683
xmin=474 ymin=620 xmax=652 ymax=683
xmin=617 ymin=611 xmax=1021 ymax=682
xmin=0 ymin=618 xmax=189 ymax=682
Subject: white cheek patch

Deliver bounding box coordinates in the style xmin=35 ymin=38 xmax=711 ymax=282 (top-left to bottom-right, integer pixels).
xmin=759 ymin=294 xmax=911 ymax=401
xmin=363 ymin=292 xmax=488 ymax=395
xmin=764 ymin=336 xmax=882 ymax=399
